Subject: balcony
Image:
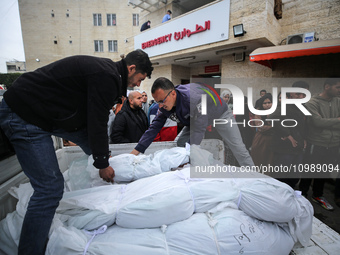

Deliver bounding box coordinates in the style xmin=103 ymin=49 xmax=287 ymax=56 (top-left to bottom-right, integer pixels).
xmin=128 ymin=0 xmax=215 ymax=14
xmin=132 ymin=0 xmax=276 ymax=67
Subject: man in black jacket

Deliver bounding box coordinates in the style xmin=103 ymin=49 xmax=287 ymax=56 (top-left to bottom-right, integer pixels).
xmin=0 ymin=49 xmax=153 ymax=255
xmin=140 ymin=20 xmax=151 ymax=32
xmin=110 ymin=90 xmax=148 ymax=143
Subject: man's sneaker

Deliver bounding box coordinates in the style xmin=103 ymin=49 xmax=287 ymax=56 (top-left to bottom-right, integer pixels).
xmin=312 ymin=196 xmax=334 ymax=211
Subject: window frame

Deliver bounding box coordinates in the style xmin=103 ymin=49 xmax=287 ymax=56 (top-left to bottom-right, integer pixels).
xmin=93 ymin=13 xmax=102 ymax=26
xmin=108 ymin=40 xmax=118 ymax=52
xmin=94 ymin=40 xmax=104 ymax=52
xmin=133 ymin=13 xmax=139 ymax=26
xmin=107 ymin=14 xmax=116 ymax=26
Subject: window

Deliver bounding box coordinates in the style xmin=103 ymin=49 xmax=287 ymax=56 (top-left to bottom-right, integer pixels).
xmin=107 ymin=14 xmax=116 ymax=26
xmin=108 ymin=40 xmax=118 ymax=52
xmin=51 ymin=13 xmax=54 ymax=17
xmin=54 ymin=40 xmax=58 ymax=44
xmin=93 ymin=14 xmax=102 ymax=26
xmin=133 ymin=14 xmax=139 ymax=26
xmin=94 ymin=40 xmax=104 ymax=52
xmin=7 ymin=65 xmax=16 ymax=71
xmin=274 ymin=0 xmax=282 ymax=19
xmin=66 ymin=13 xmax=69 ymax=17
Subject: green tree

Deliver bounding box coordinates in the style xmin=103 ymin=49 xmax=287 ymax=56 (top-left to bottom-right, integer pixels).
xmin=0 ymin=73 xmax=22 ymax=89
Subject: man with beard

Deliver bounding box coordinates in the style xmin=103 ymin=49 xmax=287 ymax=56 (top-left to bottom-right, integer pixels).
xmin=110 ymin=90 xmax=148 ymax=144
xmin=0 ymin=49 xmax=153 ymax=255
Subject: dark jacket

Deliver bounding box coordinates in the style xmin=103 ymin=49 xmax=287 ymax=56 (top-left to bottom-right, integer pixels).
xmin=140 ymin=21 xmax=150 ymax=32
xmin=305 ymin=95 xmax=340 ymax=148
xmin=269 ymin=104 xmax=306 ymax=154
xmin=110 ymin=99 xmax=148 ymax=144
xmin=135 ymin=83 xmax=228 ymax=153
xmin=4 ymin=55 xmax=128 ymax=169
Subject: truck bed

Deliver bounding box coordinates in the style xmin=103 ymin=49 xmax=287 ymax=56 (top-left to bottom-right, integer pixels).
xmin=1 ymin=139 xmax=339 ymax=254
xmin=291 ymin=217 xmax=340 ymax=254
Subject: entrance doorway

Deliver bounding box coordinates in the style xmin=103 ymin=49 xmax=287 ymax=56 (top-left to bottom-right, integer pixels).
xmin=192 ymin=73 xmax=222 ymax=94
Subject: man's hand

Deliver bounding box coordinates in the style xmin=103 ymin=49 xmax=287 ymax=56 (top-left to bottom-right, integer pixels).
xmin=99 ymin=166 xmax=115 ymax=183
xmin=130 ymin=149 xmax=140 ymax=156
xmin=282 ymin=135 xmax=298 ymax=147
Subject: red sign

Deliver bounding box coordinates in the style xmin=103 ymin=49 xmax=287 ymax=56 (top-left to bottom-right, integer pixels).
xmin=141 ymin=20 xmax=210 ymax=50
xmin=205 ymin=65 xmax=220 ymax=73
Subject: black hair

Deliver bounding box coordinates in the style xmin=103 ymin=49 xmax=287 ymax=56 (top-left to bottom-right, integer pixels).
xmin=257 ymin=93 xmax=273 ymax=121
xmin=292 ymin=80 xmax=310 ymax=89
xmin=260 ymin=89 xmax=267 ymax=94
xmin=324 ymin=77 xmax=340 ymax=88
xmin=124 ymin=49 xmax=153 ymax=78
xmin=167 ymin=10 xmax=172 ymax=14
xmin=151 ymin=77 xmax=175 ymax=94
xmin=257 ymin=93 xmax=272 ymax=110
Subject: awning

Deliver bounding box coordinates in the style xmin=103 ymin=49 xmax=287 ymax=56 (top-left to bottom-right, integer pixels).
xmin=249 ymin=38 xmax=340 ymax=68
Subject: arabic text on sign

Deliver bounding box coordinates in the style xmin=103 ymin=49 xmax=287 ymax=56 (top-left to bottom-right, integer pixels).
xmin=174 ymin=20 xmax=211 ymax=41
xmin=141 ymin=20 xmax=211 ymax=49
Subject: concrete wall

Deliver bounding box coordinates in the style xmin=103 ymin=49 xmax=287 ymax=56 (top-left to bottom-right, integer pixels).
xmin=280 ymin=0 xmax=340 ymax=41
xmin=138 ymin=64 xmax=191 ymax=102
xmin=171 ymin=65 xmax=191 ymax=86
xmin=19 ymin=0 xmax=141 ymax=71
xmin=230 ymin=0 xmax=282 ymax=45
xmin=220 ymin=0 xmax=340 ymax=83
xmin=138 ymin=64 xmax=172 ymax=101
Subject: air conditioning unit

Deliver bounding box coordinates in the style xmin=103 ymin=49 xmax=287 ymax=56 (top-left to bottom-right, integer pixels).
xmin=286 ymin=32 xmax=315 ymax=45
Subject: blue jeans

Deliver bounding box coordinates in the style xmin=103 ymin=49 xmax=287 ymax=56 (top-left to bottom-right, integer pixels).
xmin=0 ymin=99 xmax=91 ymax=255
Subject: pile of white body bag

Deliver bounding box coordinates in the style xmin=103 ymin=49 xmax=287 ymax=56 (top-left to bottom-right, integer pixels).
xmin=0 ymin=145 xmax=314 ymax=255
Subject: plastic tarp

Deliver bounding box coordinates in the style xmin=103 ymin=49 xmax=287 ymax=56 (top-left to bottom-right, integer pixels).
xmin=67 ymin=147 xmax=190 ymax=190
xmin=0 ymin=145 xmax=313 ymax=254
xmin=46 ymin=205 xmax=295 ymax=255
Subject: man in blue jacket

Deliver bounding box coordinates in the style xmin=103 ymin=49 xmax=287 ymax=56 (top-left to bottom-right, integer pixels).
xmin=0 ymin=49 xmax=153 ymax=255
xmin=162 ymin=10 xmax=172 ymax=23
xmin=131 ymin=77 xmax=254 ymax=167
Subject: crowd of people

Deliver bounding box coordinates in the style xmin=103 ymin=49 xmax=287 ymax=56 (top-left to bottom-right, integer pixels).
xmin=106 ymin=77 xmax=340 ymax=215
xmin=0 ymin=48 xmax=339 ymax=254
xmin=219 ymin=79 xmax=340 ymax=212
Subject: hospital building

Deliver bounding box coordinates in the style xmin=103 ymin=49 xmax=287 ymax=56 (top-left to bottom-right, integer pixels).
xmin=18 ymin=0 xmax=340 ymax=96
